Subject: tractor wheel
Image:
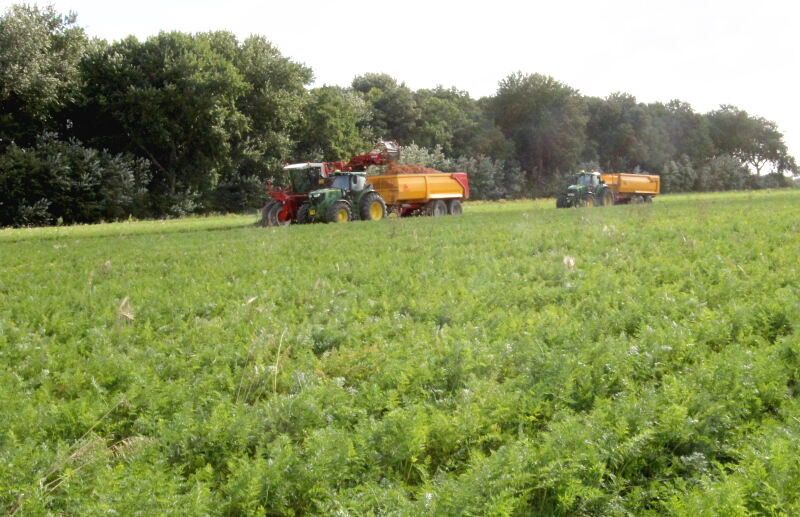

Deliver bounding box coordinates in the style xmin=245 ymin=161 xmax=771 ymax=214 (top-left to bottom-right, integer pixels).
xmin=326 ymin=200 xmax=351 ymax=223
xmin=297 ymin=202 xmax=311 ymax=224
xmin=578 ymin=195 xmax=595 ymax=208
xmin=360 ymin=192 xmax=387 ymax=221
xmin=602 ymin=190 xmax=614 ymax=207
xmin=268 ymin=202 xmax=291 ymax=226
xmin=425 ymin=199 xmax=448 ymax=217
xmin=259 ymin=201 xmax=276 ymax=226
xmin=556 ymin=196 xmax=567 ymax=208
xmin=447 ymin=199 xmax=463 ymax=215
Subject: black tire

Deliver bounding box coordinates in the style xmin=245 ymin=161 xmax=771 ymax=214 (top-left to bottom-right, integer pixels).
xmin=447 ymin=199 xmax=463 ymax=215
xmin=644 ymin=195 xmax=653 ymax=203
xmin=259 ymin=201 xmax=276 ymax=226
xmin=425 ymin=199 xmax=448 ymax=217
xmin=297 ymin=202 xmax=311 ymax=224
xmin=268 ymin=202 xmax=291 ymax=226
xmin=360 ymin=191 xmax=387 ymax=221
xmin=579 ymin=195 xmax=595 ymax=208
xmin=601 ymin=190 xmax=614 ymax=207
xmin=326 ymin=200 xmax=351 ymax=223
xmin=556 ymin=196 xmax=567 ymax=208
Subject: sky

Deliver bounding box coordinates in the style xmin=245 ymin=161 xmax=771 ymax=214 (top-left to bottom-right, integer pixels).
xmin=3 ymin=0 xmax=799 ymax=160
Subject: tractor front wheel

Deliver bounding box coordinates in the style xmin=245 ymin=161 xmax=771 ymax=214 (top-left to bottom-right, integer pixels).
xmin=360 ymin=192 xmax=387 ymax=221
xmin=297 ymin=202 xmax=311 ymax=224
xmin=326 ymin=201 xmax=352 ymax=223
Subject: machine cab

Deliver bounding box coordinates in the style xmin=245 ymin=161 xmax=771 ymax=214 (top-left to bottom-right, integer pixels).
xmin=331 ymin=173 xmax=367 ymax=192
xmin=576 ymin=172 xmax=602 ymax=190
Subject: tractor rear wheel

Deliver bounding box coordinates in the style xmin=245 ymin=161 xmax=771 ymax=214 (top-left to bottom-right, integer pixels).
xmin=259 ymin=201 xmax=276 ymax=226
xmin=426 ymin=199 xmax=448 ymax=217
xmin=447 ymin=199 xmax=463 ymax=215
xmin=602 ymin=190 xmax=614 ymax=206
xmin=360 ymin=192 xmax=387 ymax=221
xmin=326 ymin=201 xmax=351 ymax=223
xmin=297 ymin=202 xmax=311 ymax=224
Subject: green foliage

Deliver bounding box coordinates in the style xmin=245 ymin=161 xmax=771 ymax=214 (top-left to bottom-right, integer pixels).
xmin=0 ymin=4 xmax=87 ymax=146
xmin=295 ymin=86 xmax=370 ymax=161
xmin=491 ymin=73 xmax=588 ymax=188
xmin=1 ymin=191 xmax=799 ymax=513
xmin=0 ymin=133 xmax=151 ymax=226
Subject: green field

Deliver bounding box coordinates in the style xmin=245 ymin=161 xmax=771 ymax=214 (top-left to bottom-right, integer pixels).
xmin=2 ymin=191 xmax=799 ymax=515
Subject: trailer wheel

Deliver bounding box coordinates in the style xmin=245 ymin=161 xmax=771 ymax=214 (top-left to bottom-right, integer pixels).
xmin=360 ymin=192 xmax=386 ymax=221
xmin=426 ymin=199 xmax=447 ymax=217
xmin=326 ymin=201 xmax=351 ymax=223
xmin=447 ymin=199 xmax=463 ymax=215
xmin=259 ymin=201 xmax=276 ymax=226
xmin=268 ymin=202 xmax=291 ymax=226
xmin=602 ymin=191 xmax=614 ymax=206
xmin=297 ymin=202 xmax=311 ymax=224
xmin=644 ymin=195 xmax=653 ymax=203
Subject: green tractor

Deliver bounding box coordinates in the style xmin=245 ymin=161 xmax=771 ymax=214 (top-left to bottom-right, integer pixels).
xmin=556 ymin=171 xmax=615 ymax=208
xmin=300 ymin=172 xmax=387 ymax=223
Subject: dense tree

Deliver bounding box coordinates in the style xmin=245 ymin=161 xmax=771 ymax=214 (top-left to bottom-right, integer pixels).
xmin=410 ymin=87 xmax=484 ymax=158
xmin=352 ymin=73 xmax=418 ymax=143
xmin=707 ymin=105 xmax=797 ymax=175
xmin=491 ymin=73 xmax=587 ymax=188
xmin=0 ymin=5 xmax=87 ymax=147
xmin=0 ymin=133 xmax=150 ymax=226
xmin=585 ymin=93 xmax=651 ymax=171
xmin=295 ymin=86 xmax=370 ymax=162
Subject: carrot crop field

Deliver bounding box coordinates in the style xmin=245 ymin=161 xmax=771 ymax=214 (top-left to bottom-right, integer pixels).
xmin=1 ymin=190 xmax=799 ymax=515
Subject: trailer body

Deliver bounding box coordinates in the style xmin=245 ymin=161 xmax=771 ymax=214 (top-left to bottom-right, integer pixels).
xmin=601 ymin=173 xmax=660 ymax=200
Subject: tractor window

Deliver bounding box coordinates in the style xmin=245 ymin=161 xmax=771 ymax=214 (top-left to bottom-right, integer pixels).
xmin=290 ymin=166 xmax=322 ymax=193
xmin=352 ymin=175 xmax=367 ymax=191
xmin=577 ymin=175 xmax=591 ymax=186
xmin=331 ymin=175 xmax=351 ymax=190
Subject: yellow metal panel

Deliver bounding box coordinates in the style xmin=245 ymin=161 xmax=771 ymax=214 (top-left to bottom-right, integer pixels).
xmin=368 ymin=173 xmax=465 ymax=204
xmin=602 ymin=173 xmax=661 ymax=195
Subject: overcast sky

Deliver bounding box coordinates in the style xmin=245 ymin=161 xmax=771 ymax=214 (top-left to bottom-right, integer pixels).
xmin=4 ymin=0 xmax=799 ymax=159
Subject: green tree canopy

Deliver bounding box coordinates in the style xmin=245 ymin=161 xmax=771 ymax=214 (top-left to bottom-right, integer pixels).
xmin=491 ymin=73 xmax=587 ymax=185
xmin=708 ymin=105 xmax=797 ymax=175
xmin=0 ymin=4 xmax=87 ymax=146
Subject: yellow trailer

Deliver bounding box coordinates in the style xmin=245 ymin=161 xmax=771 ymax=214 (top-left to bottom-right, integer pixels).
xmin=368 ymin=172 xmax=470 ymax=216
xmin=601 ymin=173 xmax=660 ymax=203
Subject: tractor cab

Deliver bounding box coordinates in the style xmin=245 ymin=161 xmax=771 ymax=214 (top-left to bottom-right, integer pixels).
xmin=282 ymin=162 xmax=330 ymax=193
xmin=575 ymin=171 xmax=602 ymax=189
xmin=329 ymin=172 xmax=368 ymax=192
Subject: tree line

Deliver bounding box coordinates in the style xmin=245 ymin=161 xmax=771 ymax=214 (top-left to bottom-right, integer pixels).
xmin=1 ymin=5 xmax=796 ymax=226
